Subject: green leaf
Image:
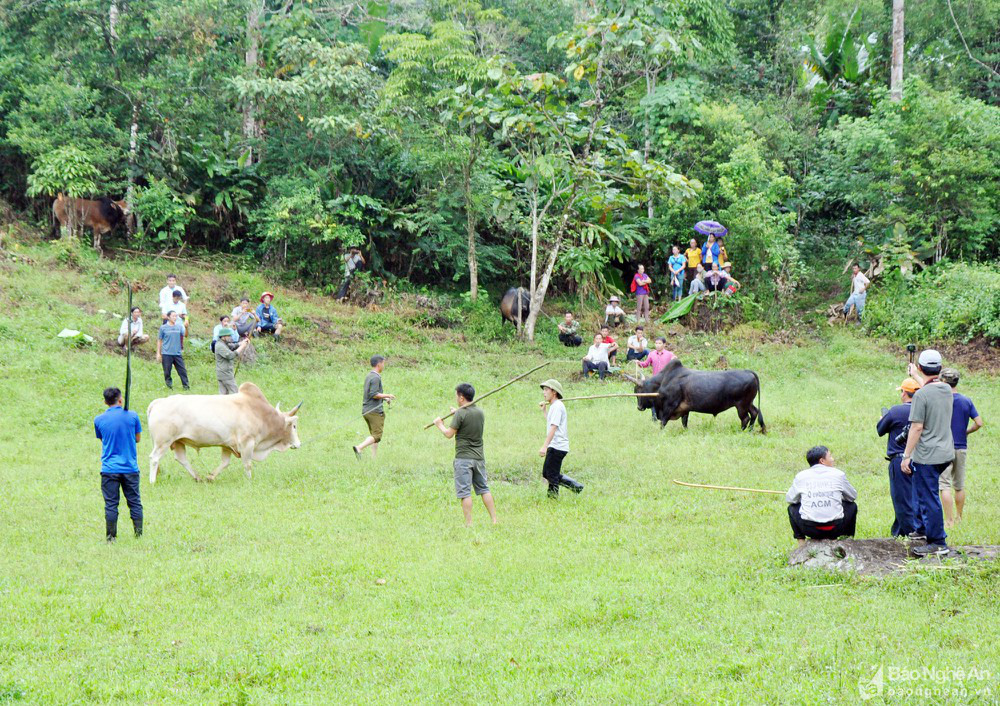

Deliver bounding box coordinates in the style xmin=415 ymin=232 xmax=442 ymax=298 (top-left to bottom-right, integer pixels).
xmin=661 ymin=293 xmax=698 ymax=322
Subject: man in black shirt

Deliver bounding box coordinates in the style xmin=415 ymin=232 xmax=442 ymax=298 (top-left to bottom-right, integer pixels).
xmin=877 ymin=378 xmax=924 ymax=538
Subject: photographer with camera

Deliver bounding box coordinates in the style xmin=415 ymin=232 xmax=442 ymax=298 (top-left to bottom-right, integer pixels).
xmin=877 ymin=378 xmax=924 ymax=538
xmin=900 ymin=349 xmax=955 ymax=556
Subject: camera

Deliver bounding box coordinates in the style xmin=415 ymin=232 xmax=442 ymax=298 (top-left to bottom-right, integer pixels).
xmin=895 ymin=423 xmax=911 ymax=446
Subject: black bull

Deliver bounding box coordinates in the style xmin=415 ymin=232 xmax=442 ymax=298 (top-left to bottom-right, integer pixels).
xmin=500 ymin=287 xmax=531 ymax=327
xmin=628 ymin=359 xmax=765 ymax=432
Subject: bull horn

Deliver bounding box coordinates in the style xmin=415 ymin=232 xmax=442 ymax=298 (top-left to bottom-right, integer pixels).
xmin=622 ymin=374 xmax=639 ymax=384
xmin=639 ymin=371 xmax=647 ymax=382
xmin=289 ymin=401 xmax=303 ymax=416
xmin=276 ymin=402 xmax=282 ymax=413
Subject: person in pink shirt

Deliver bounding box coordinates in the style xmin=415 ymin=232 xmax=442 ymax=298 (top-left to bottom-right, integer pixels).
xmin=638 ymin=337 xmax=675 ymax=377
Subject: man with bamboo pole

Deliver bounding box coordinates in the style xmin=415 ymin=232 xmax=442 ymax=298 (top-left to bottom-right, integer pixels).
xmin=538 ymin=379 xmax=583 ymax=499
xmin=433 ymin=383 xmax=497 ymax=527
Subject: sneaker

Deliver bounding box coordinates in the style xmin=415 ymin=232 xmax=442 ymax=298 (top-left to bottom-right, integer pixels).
xmin=352 ymin=445 xmax=361 ymax=460
xmin=912 ymin=543 xmax=949 ymax=557
xmin=907 ymin=532 xmax=927 ymax=540
xmin=183 ymin=385 xmax=191 ymax=391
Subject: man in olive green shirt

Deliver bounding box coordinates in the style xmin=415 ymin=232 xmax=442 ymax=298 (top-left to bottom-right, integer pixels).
xmin=434 ymin=383 xmax=497 ymax=527
xmin=214 ymin=331 xmax=249 ymax=394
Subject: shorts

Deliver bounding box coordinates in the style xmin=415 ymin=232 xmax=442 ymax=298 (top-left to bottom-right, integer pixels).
xmin=453 ymin=458 xmax=489 ymax=499
xmin=363 ymin=411 xmax=384 ymax=442
xmin=939 ymin=449 xmax=967 ymax=491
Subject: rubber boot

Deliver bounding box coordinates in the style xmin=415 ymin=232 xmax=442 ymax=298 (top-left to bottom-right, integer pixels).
xmin=133 ymin=518 xmax=143 ymax=538
xmin=558 ymin=476 xmax=584 ymax=494
xmin=547 ymin=484 xmax=559 ymax=499
xmin=106 ymin=520 xmax=117 ymax=543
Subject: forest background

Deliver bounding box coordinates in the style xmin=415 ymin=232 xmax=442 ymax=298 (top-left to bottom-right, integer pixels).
xmin=1 ymin=0 xmax=998 ymax=342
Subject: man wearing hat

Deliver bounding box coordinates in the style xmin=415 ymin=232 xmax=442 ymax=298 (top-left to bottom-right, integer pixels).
xmin=538 ymin=379 xmax=583 ymax=498
xmin=215 ymin=331 xmax=249 ymax=394
xmin=938 ymin=368 xmax=984 ymax=528
xmin=255 ymin=292 xmax=283 ymax=340
xmin=901 ymin=350 xmax=954 ymax=556
xmin=877 ymin=377 xmax=924 ymax=537
xmin=604 ymin=296 xmax=625 ymax=328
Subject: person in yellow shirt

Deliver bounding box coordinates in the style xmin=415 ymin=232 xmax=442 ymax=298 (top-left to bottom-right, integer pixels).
xmin=684 ymin=238 xmax=701 ymax=284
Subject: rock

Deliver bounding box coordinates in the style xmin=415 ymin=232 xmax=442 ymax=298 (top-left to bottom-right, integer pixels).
xmin=789 ymin=538 xmax=1000 ymax=576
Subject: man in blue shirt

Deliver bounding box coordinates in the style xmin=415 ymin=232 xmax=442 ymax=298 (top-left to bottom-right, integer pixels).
xmin=877 ymin=378 xmax=923 ymax=538
xmin=157 ymin=310 xmax=189 ymax=390
xmin=94 ymin=387 xmax=143 ymax=542
xmin=255 ymin=291 xmax=284 ymax=340
xmin=939 ymin=368 xmax=984 ymax=528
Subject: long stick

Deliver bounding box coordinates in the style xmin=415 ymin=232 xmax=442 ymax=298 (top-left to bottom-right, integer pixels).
xmin=124 ymin=278 xmax=133 ymax=411
xmin=423 ymin=361 xmax=550 ymax=429
xmin=560 ymin=393 xmax=659 ymax=401
xmin=672 ymin=479 xmax=784 ymax=496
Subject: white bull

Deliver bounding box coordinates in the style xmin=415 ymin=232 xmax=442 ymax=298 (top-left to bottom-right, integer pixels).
xmin=147 ymin=382 xmax=301 ymax=483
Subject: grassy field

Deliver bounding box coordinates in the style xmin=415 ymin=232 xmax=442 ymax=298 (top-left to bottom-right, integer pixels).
xmin=1 ymin=240 xmax=998 ymax=704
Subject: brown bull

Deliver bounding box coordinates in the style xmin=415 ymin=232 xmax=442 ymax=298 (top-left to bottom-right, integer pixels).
xmin=51 ymin=193 xmax=130 ymax=252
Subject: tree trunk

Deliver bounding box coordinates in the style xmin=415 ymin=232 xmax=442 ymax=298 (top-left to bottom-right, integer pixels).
xmin=126 ymin=103 xmax=138 ymax=237
xmin=243 ymin=0 xmax=263 ymax=165
xmin=463 ymin=125 xmax=479 ymax=301
xmin=524 ymin=237 xmax=562 ymax=341
xmin=109 ymin=1 xmax=119 ymax=48
xmin=644 ymin=67 xmax=655 ymax=219
xmin=890 ymin=0 xmax=904 ymax=101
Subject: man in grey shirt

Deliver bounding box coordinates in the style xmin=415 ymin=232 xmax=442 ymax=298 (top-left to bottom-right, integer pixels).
xmin=215 ymin=333 xmax=249 ymax=394
xmin=353 ymin=355 xmax=394 ymax=459
xmin=902 ymin=349 xmax=955 ymax=555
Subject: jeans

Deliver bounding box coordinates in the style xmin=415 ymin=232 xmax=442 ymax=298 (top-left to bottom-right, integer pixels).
xmin=626 ymin=349 xmax=649 ymax=361
xmin=788 ymin=501 xmax=857 ymax=540
xmin=888 ymin=455 xmax=922 ymax=536
xmin=161 ymin=353 xmax=188 ymax=388
xmin=336 ymin=275 xmax=353 ymax=300
xmin=845 ymin=291 xmax=866 ymax=317
xmin=690 ymin=279 xmax=706 ymax=295
xmin=558 ymin=333 xmax=582 ymax=347
xmin=101 ymin=473 xmax=142 ymax=523
xmin=583 ymin=360 xmax=608 ymax=380
xmin=912 ymin=461 xmax=949 ymax=545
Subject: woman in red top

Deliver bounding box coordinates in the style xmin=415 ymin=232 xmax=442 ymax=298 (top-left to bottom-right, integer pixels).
xmin=632 ymin=265 xmax=652 ymax=322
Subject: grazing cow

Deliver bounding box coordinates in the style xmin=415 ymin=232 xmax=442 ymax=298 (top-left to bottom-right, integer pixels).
xmin=51 ymin=194 xmax=130 ymax=251
xmin=147 ymin=382 xmax=302 ymax=483
xmin=627 ymin=359 xmax=765 ymax=432
xmin=500 ymin=287 xmax=531 ymax=329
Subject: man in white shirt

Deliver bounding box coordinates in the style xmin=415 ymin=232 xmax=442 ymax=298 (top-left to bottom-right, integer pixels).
xmin=117 ymin=307 xmax=149 ymax=348
xmin=843 ymin=264 xmax=870 ymax=321
xmin=164 ymin=290 xmax=189 ymax=333
xmin=582 ymin=334 xmax=611 ymax=380
xmin=786 ymin=446 xmax=859 ymax=547
xmin=604 ymin=296 xmax=625 ymax=328
xmin=626 ymin=325 xmax=649 ymax=362
xmin=538 ymin=379 xmax=583 ymax=498
xmin=158 ymin=274 xmax=188 ymax=320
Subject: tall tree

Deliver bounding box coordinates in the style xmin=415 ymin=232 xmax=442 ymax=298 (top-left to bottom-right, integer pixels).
xmin=890 ymin=0 xmax=904 ymax=101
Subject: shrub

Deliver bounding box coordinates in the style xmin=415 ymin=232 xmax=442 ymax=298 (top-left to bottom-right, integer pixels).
xmin=865 ymin=262 xmax=1000 ymax=343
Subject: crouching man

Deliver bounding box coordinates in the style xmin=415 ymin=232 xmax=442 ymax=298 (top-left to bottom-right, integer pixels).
xmin=786 ymin=445 xmax=858 ymax=547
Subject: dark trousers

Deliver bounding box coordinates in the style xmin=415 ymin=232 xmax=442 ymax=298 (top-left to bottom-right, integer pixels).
xmin=583 ymin=360 xmax=608 ymax=380
xmin=888 ymin=456 xmax=922 ymax=536
xmin=335 ymin=275 xmax=353 ymax=300
xmin=559 ymin=333 xmax=582 ymax=347
xmin=788 ymin=501 xmax=857 ymax=540
xmin=102 ymin=473 xmax=142 ymax=523
xmin=542 ymin=448 xmax=581 ymax=496
xmin=626 ymin=349 xmax=649 ymax=361
xmin=161 ymin=353 xmax=188 ymax=388
xmin=913 ymin=461 xmax=949 ymax=545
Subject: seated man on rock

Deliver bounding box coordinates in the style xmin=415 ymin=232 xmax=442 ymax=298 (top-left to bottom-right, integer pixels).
xmin=786 ymin=445 xmax=858 ymax=547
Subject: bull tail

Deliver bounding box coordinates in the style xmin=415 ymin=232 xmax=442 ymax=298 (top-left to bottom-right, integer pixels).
xmin=753 ymin=372 xmax=766 ymax=433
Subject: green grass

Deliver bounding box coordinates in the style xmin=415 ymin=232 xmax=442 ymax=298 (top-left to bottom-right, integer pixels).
xmin=1 ymin=241 xmax=999 ymax=704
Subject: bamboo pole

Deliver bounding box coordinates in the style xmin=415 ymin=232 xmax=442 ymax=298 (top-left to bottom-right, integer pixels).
xmin=423 ymin=361 xmax=551 ymax=430
xmin=671 ymin=479 xmax=785 ymax=496
xmin=559 ymin=393 xmax=659 ymax=402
